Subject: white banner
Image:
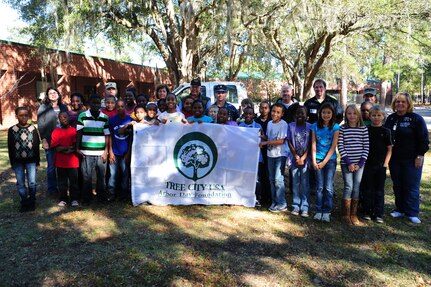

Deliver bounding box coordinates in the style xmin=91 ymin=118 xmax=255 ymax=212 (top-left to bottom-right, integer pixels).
xmin=131 ymin=123 xmax=260 ymax=207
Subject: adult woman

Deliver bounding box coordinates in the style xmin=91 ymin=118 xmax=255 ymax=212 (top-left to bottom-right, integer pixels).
xmin=384 ymin=92 xmax=429 ymax=224
xmin=37 ymin=87 xmax=68 ymax=195
xmin=155 ymin=84 xmax=169 ymax=100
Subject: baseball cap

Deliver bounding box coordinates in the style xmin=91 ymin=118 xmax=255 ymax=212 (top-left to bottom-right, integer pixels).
xmin=363 ymin=88 xmax=377 ymax=96
xmin=190 ymin=78 xmax=201 ymax=86
xmin=214 ymin=84 xmax=228 ymax=93
xmin=106 ymin=82 xmax=117 ymax=90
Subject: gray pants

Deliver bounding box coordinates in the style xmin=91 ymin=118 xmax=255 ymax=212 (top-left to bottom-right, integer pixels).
xmin=81 ymin=155 xmax=106 ymax=203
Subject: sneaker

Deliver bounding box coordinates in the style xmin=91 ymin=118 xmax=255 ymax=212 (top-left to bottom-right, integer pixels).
xmin=301 ymin=211 xmax=309 ymax=218
xmin=408 ymin=217 xmax=421 ymax=224
xmin=71 ymin=200 xmax=79 ymax=207
xmin=269 ymin=203 xmax=277 ymax=210
xmin=57 ymin=201 xmax=67 ymax=207
xmin=375 ymin=217 xmax=384 ymax=224
xmin=255 ymin=200 xmax=262 ymax=208
xmin=321 ymin=213 xmax=331 ymax=222
xmin=269 ymin=205 xmax=287 ymax=213
xmin=362 ymin=215 xmax=372 ymax=221
xmin=390 ymin=211 xmax=404 ymax=218
xmin=291 ymin=209 xmax=300 ymax=216
xmin=313 ymin=213 xmax=322 ymax=221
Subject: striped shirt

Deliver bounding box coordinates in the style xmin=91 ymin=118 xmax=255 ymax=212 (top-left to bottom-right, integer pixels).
xmin=338 ymin=125 xmax=369 ymax=167
xmin=77 ymin=110 xmax=110 ymax=156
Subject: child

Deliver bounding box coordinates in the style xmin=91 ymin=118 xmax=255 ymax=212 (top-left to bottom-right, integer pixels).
xmin=101 ymin=95 xmax=117 ymax=118
xmin=157 ymin=98 xmax=167 ymax=114
xmin=107 ymin=99 xmax=134 ymax=201
xmin=255 ymin=101 xmax=271 ymax=205
xmin=217 ymin=107 xmax=238 ymax=126
xmin=76 ymin=95 xmax=110 ymax=204
xmin=51 ymin=112 xmax=80 ymax=207
xmin=208 ymin=105 xmax=219 ymax=123
xmin=8 ymin=107 xmax=40 ymax=212
xmin=130 ymin=94 xmax=148 ymax=120
xmin=182 ymin=96 xmax=195 ymax=119
xmin=287 ymin=106 xmax=312 ymax=217
xmin=338 ymin=104 xmax=369 ymax=225
xmin=124 ymin=90 xmax=136 ymax=116
xmin=157 ymin=93 xmax=187 ymax=124
xmin=187 ymin=100 xmax=214 ymax=123
xmin=67 ymin=92 xmax=86 ymax=128
xmin=361 ymin=101 xmax=373 ymax=126
xmin=240 ymin=107 xmax=263 ymax=206
xmin=311 ymin=103 xmax=340 ymax=222
xmin=361 ymin=105 xmax=392 ymax=223
xmin=259 ymin=103 xmax=288 ymax=212
xmin=237 ymin=98 xmax=254 ymax=124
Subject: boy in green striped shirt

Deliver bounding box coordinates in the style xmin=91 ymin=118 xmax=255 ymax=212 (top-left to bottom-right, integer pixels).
xmin=76 ymin=95 xmax=110 ymax=204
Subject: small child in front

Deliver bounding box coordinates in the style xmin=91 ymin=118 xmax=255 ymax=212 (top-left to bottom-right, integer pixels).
xmin=157 ymin=93 xmax=187 ymax=124
xmin=51 ymin=112 xmax=80 ymax=207
xmin=259 ymin=103 xmax=288 ymax=213
xmin=361 ymin=105 xmax=392 ymax=223
xmin=287 ymin=106 xmax=311 ymax=217
xmin=217 ymin=107 xmax=238 ymax=126
xmin=187 ymin=100 xmax=214 ymax=123
xmin=8 ymin=107 xmax=40 ymax=212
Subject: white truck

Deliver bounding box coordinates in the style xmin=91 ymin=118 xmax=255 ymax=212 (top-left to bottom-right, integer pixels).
xmin=172 ymin=81 xmax=248 ymax=109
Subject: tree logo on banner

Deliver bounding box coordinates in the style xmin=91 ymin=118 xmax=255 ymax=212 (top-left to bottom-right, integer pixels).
xmin=173 ymin=132 xmax=218 ymax=181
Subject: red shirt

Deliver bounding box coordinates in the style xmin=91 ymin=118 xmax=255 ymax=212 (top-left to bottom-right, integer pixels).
xmin=101 ymin=108 xmax=117 ymax=118
xmin=51 ymin=127 xmax=80 ymax=168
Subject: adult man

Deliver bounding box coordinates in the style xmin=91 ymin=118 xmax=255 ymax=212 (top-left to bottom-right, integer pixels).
xmin=179 ymin=78 xmax=211 ymax=111
xmin=363 ymin=88 xmax=378 ymax=103
xmin=304 ymin=79 xmax=343 ymax=124
xmin=214 ymin=84 xmax=240 ymax=121
xmin=277 ymin=84 xmax=299 ymax=123
xmin=102 ymin=82 xmax=118 ymax=108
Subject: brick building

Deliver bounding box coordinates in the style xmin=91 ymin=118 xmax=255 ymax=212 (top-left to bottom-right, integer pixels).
xmin=0 ymin=40 xmax=171 ymax=128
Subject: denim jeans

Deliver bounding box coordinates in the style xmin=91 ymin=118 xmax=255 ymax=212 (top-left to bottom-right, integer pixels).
xmin=45 ymin=149 xmax=58 ymax=194
xmin=81 ymin=155 xmax=107 ymax=203
xmin=361 ymin=164 xmax=386 ymax=218
xmin=389 ymin=159 xmax=422 ymax=217
xmin=315 ymin=159 xmax=336 ymax=213
xmin=341 ymin=164 xmax=364 ymax=200
xmin=267 ymin=156 xmax=287 ymax=207
xmin=57 ymin=168 xmax=79 ymax=202
xmin=108 ymin=155 xmax=129 ymax=197
xmin=291 ymin=165 xmax=310 ymax=212
xmin=12 ymin=162 xmax=37 ymax=203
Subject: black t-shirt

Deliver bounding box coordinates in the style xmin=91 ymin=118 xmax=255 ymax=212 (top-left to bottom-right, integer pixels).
xmin=366 ymin=126 xmax=392 ymax=166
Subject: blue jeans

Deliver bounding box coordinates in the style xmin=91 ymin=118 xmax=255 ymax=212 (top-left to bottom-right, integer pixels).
xmin=389 ymin=159 xmax=422 ymax=217
xmin=81 ymin=155 xmax=107 ymax=203
xmin=108 ymin=155 xmax=129 ymax=197
xmin=12 ymin=162 xmax=37 ymax=203
xmin=341 ymin=164 xmax=364 ymax=200
xmin=267 ymin=156 xmax=287 ymax=207
xmin=45 ymin=149 xmax=58 ymax=194
xmin=291 ymin=165 xmax=310 ymax=212
xmin=315 ymin=159 xmax=336 ymax=213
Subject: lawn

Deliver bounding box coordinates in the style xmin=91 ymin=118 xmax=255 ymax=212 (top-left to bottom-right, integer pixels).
xmin=0 ymin=130 xmax=430 ymax=286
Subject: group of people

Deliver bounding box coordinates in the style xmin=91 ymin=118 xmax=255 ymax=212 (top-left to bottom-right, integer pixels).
xmin=7 ymin=78 xmax=429 ymax=225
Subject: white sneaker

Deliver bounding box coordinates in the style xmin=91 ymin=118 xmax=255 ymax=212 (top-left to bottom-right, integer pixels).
xmin=390 ymin=211 xmax=404 ymax=218
xmin=313 ymin=213 xmax=322 ymax=221
xmin=71 ymin=200 xmax=79 ymax=207
xmin=408 ymin=217 xmax=421 ymax=224
xmin=301 ymin=211 xmax=309 ymax=218
xmin=291 ymin=209 xmax=300 ymax=216
xmin=321 ymin=213 xmax=331 ymax=222
xmin=57 ymin=201 xmax=67 ymax=207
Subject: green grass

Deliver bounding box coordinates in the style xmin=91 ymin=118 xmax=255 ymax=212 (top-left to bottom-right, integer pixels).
xmin=0 ymin=130 xmax=430 ymax=286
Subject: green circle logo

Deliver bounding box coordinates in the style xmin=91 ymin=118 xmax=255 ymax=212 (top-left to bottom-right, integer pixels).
xmin=173 ymin=132 xmax=218 ymax=181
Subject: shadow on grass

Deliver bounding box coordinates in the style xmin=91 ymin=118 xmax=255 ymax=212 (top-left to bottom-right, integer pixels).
xmin=0 ymin=129 xmax=430 ymax=286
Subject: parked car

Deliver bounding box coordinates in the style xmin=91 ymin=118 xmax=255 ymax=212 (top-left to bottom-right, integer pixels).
xmin=172 ymin=81 xmax=248 ymax=109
